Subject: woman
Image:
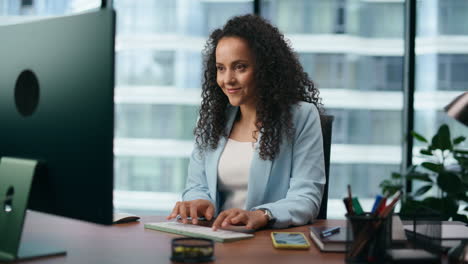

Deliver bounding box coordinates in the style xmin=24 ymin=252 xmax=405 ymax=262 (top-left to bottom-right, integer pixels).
xmin=167 ymin=14 xmax=325 ymax=230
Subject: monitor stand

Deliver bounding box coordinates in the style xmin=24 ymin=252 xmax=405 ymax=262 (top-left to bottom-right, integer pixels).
xmin=0 ymin=157 xmax=66 ymax=262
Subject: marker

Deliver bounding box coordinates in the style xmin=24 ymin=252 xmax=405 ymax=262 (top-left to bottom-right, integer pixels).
xmin=320 ymin=226 xmax=341 ymax=238
xmin=371 ymin=195 xmax=383 ymax=213
xmin=352 ymin=197 xmax=364 ymax=215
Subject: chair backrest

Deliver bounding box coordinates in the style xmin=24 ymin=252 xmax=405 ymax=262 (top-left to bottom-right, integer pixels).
xmin=317 ymin=115 xmax=334 ymax=219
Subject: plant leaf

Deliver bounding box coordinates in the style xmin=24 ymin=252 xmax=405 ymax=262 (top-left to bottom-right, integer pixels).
xmin=441 ymin=197 xmax=459 ymax=218
xmin=412 ymin=131 xmax=428 ymax=143
xmin=414 ymin=185 xmax=432 ymax=196
xmin=406 ymin=172 xmax=432 ymax=182
xmin=420 ymin=149 xmax=432 ymax=156
xmin=437 ymin=170 xmax=464 ymax=194
xmin=379 ymin=179 xmax=391 ymax=187
xmin=421 ymin=162 xmax=442 ymax=173
xmin=379 ymin=179 xmax=402 ymax=196
xmin=431 ymin=124 xmax=452 ymax=151
xmin=420 ymin=197 xmax=446 ymax=218
xmin=453 ymin=136 xmax=466 ymax=145
xmin=452 ymin=214 xmax=468 ymax=223
xmin=457 ymin=193 xmax=468 ymax=203
xmin=399 ymin=200 xmax=427 ymax=218
xmin=460 ymin=173 xmax=467 ymax=181
xmin=391 ymin=172 xmax=401 ymax=180
xmin=422 ymin=197 xmax=458 ymax=219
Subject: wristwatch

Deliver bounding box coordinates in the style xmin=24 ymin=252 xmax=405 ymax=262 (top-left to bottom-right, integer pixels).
xmin=258 ymin=208 xmax=276 ymax=225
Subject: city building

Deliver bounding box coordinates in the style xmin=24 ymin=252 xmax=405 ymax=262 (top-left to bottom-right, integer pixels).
xmin=1 ymin=0 xmax=466 ymax=218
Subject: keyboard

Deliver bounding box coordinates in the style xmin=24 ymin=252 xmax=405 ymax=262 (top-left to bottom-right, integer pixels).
xmin=144 ymin=222 xmax=254 ymax=242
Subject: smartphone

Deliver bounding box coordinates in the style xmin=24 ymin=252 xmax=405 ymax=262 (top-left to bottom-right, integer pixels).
xmin=271 ymin=232 xmax=310 ymax=249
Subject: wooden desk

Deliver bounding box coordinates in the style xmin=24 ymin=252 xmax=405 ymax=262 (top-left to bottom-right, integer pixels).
xmin=13 ymin=211 xmax=345 ymax=264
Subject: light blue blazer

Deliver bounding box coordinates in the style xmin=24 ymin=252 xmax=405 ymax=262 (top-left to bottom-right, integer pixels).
xmin=182 ymin=101 xmax=325 ymax=228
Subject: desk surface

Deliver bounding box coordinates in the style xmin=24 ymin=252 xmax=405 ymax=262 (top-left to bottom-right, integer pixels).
xmin=15 ymin=211 xmax=345 ymax=264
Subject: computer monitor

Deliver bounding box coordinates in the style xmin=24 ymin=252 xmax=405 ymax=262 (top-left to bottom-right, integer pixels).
xmin=0 ymin=7 xmax=115 ymax=261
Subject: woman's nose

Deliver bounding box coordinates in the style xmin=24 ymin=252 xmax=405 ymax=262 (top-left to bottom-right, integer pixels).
xmin=224 ymin=70 xmax=235 ymax=84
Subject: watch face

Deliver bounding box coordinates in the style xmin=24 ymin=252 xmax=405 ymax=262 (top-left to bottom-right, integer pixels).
xmin=263 ymin=209 xmax=273 ymax=221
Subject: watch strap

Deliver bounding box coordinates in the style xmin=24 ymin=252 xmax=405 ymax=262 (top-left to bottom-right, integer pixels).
xmin=258 ymin=208 xmax=276 ymax=226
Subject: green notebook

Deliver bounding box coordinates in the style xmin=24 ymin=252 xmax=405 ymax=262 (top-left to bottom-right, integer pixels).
xmin=144 ymin=222 xmax=254 ymax=242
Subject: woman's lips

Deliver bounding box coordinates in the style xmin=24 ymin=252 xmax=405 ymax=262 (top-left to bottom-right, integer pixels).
xmin=227 ymin=88 xmax=241 ymax=94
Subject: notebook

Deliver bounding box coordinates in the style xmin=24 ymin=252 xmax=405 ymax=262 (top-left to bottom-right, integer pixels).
xmin=309 ymin=225 xmax=347 ymax=252
xmin=144 ymin=222 xmax=255 ymax=242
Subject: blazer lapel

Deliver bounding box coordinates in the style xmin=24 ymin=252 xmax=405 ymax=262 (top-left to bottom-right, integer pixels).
xmin=205 ymin=106 xmax=239 ymax=209
xmin=245 ymin=132 xmax=273 ymax=210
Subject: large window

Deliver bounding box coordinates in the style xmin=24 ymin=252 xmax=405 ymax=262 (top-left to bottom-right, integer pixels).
xmin=262 ymin=0 xmax=404 ymax=218
xmin=2 ymin=0 xmax=464 ymax=219
xmin=113 ymin=0 xmax=253 ymax=214
xmin=414 ymin=0 xmax=468 ymax=163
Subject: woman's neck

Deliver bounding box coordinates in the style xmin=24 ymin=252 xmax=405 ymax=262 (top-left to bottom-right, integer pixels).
xmin=228 ymin=103 xmax=259 ymax=142
xmin=239 ymin=103 xmax=257 ymax=126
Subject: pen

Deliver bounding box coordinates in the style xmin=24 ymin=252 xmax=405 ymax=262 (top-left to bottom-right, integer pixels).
xmin=320 ymin=226 xmax=340 ymax=238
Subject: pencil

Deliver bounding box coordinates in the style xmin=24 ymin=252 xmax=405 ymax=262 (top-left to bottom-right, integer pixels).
xmin=379 ymin=191 xmax=401 ymax=218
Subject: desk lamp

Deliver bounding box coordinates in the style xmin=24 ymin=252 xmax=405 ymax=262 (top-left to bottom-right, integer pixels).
xmin=444 ymin=92 xmax=468 ymax=126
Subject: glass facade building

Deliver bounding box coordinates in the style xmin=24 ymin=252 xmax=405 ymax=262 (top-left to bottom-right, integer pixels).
xmin=1 ymin=0 xmax=466 ymax=218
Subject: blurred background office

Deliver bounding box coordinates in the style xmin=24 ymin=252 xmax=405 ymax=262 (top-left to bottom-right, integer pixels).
xmin=1 ymin=0 xmax=466 ymax=218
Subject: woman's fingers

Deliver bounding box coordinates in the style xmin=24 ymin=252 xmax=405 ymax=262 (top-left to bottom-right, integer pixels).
xmin=166 ymin=199 xmax=215 ymax=225
xmin=179 ymin=202 xmax=188 ymax=224
xmin=245 ymin=217 xmax=257 ymax=230
xmin=167 ymin=200 xmax=215 ymax=224
xmin=230 ymin=212 xmax=248 ymax=225
xmin=222 ymin=211 xmax=240 ymax=227
xmin=167 ymin=202 xmax=181 ymax=220
xmin=169 ymin=205 xmax=264 ymax=230
xmin=212 ymin=211 xmax=229 ymax=231
xmin=190 ymin=203 xmax=199 ymax=225
xmin=204 ymin=203 xmax=215 ymax=221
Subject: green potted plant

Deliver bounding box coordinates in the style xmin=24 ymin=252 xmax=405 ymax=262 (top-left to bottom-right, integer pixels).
xmin=380 ymin=124 xmax=468 ymax=222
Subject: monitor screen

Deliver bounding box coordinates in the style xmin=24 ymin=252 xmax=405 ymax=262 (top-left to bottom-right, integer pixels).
xmin=0 ymin=8 xmax=115 ymax=225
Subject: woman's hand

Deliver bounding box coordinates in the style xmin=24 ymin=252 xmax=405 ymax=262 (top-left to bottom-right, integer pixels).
xmin=166 ymin=199 xmax=215 ymax=225
xmin=212 ymin=208 xmax=268 ymax=231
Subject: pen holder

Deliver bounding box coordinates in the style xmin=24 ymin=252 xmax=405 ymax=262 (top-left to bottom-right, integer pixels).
xmin=345 ymin=213 xmax=392 ymax=264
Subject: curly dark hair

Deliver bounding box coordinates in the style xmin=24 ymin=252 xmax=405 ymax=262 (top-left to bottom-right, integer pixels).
xmin=194 ymin=14 xmax=322 ymax=160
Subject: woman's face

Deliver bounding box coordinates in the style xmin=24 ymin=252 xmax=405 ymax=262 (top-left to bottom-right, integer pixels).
xmin=215 ymin=37 xmax=256 ymax=107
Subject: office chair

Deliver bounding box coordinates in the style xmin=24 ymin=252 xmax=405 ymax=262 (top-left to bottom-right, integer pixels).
xmin=316 ymin=115 xmax=334 ymax=220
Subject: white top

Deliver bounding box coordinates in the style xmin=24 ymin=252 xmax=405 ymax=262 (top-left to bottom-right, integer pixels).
xmin=217 ymin=138 xmax=254 ymax=210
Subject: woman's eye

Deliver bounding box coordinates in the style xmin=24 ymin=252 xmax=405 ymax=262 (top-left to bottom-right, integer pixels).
xmin=216 ymin=66 xmax=224 ymax=71
xmin=235 ymin=64 xmax=246 ymax=70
